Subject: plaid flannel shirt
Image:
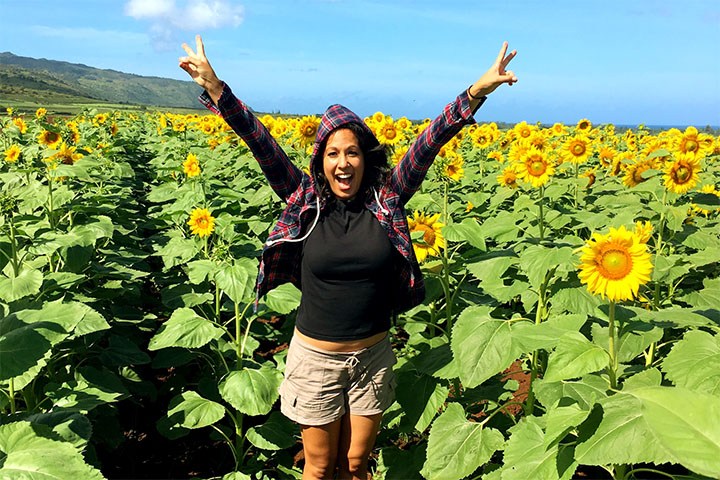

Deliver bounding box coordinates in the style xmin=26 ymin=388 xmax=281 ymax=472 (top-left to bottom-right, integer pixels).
xmin=200 ymin=84 xmax=484 ymax=313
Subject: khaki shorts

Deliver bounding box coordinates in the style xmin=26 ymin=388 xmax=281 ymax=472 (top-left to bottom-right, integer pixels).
xmin=279 ymin=334 xmax=397 ymax=426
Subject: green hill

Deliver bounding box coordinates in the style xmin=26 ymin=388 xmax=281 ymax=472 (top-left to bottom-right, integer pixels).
xmin=0 ymin=52 xmax=203 ymax=111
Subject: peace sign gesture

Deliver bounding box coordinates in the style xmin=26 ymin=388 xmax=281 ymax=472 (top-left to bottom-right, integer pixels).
xmin=179 ymin=35 xmax=223 ymax=103
xmin=468 ymin=41 xmax=518 ymax=99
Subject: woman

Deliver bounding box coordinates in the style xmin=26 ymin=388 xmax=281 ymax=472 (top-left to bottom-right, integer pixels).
xmin=179 ymin=36 xmax=517 ymax=479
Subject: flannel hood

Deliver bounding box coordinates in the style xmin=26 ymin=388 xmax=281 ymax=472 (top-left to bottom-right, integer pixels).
xmin=310 ymin=104 xmax=379 ymax=172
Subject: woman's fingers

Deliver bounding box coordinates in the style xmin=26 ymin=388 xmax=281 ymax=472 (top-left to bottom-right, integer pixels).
xmin=195 ymin=34 xmax=205 ymax=57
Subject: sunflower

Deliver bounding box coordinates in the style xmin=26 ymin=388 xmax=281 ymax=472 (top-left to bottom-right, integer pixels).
xmin=497 ymin=166 xmax=519 ymax=189
xmin=294 ymin=115 xmax=320 ymax=147
xmin=515 ymin=147 xmax=555 ymax=188
xmin=560 ymin=135 xmax=593 ymax=164
xmin=623 ymin=159 xmax=655 ymax=187
xmin=598 ymin=146 xmax=617 ymax=168
xmin=391 ymin=145 xmax=409 ymax=166
xmin=487 ymin=150 xmax=504 ymax=163
xmin=407 ymin=211 xmax=445 ymax=263
xmin=672 ymin=126 xmax=713 ymax=157
xmin=580 ymin=167 xmax=597 ymax=188
xmin=4 ymin=144 xmax=21 ymax=163
xmin=578 ymin=225 xmax=653 ymax=302
xmin=634 ymin=220 xmax=653 ymax=244
xmin=35 ymin=107 xmax=47 ymax=119
xmin=12 ymin=117 xmax=27 ymax=134
xmin=183 ymin=153 xmax=201 ymax=177
xmin=663 ymin=153 xmax=701 ymax=194
xmin=371 ymin=111 xmax=386 ymax=124
xmin=471 ymin=124 xmax=498 ymax=149
xmin=443 ymin=153 xmax=464 ymax=181
xmin=576 ymin=118 xmax=592 ymax=132
xmin=93 ymin=113 xmax=108 ymax=126
xmin=52 ymin=142 xmax=83 ymax=164
xmin=513 ymin=121 xmax=535 ymax=140
xmin=376 ymin=119 xmax=404 ymax=145
xmin=38 ymin=129 xmax=62 ymax=149
xmin=188 ymin=208 xmax=215 ymax=237
xmin=550 ymin=123 xmax=567 ymax=137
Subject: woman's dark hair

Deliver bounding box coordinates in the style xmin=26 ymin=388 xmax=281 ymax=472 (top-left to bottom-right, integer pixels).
xmin=312 ymin=122 xmax=390 ymax=201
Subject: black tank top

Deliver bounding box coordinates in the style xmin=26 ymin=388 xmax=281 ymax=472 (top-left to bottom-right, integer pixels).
xmin=296 ymin=197 xmax=394 ymax=341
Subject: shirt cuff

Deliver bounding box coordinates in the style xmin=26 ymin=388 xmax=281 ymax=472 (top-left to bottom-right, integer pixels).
xmin=459 ymin=89 xmax=486 ymax=120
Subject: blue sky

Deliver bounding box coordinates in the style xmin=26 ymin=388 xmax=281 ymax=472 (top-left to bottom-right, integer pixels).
xmin=1 ymin=0 xmax=719 ymax=127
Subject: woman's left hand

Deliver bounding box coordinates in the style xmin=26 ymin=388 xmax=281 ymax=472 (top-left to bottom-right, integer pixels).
xmin=468 ymin=41 xmax=518 ymax=98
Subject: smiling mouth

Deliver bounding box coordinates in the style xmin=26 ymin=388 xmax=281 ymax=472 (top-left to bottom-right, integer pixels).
xmin=336 ymin=173 xmax=353 ymax=185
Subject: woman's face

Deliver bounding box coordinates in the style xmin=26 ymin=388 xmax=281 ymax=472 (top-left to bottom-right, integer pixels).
xmin=323 ymin=128 xmax=365 ymax=200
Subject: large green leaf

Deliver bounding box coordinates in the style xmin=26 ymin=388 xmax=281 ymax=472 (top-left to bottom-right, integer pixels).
xmin=575 ymin=392 xmax=671 ymax=466
xmin=420 ymin=403 xmax=504 ymax=480
xmin=442 ymin=217 xmax=487 ymax=250
xmin=451 ymin=306 xmax=521 ymax=388
xmin=45 ymin=366 xmax=129 ymax=412
xmin=245 ymin=411 xmax=298 ymax=450
xmin=0 ymin=421 xmax=104 ymax=480
xmin=518 ymin=244 xmax=575 ymax=290
xmin=534 ymin=374 xmax=609 ymax=410
xmin=511 ymin=314 xmax=587 ymax=353
xmin=264 ymin=283 xmax=301 ymax=315
xmin=396 ymin=370 xmax=449 ymax=433
xmin=219 ymin=366 xmax=283 ymax=416
xmin=215 ymin=258 xmax=257 ymax=303
xmin=0 ymin=268 xmax=43 ymax=302
xmin=577 ymin=386 xmax=720 ymax=478
xmin=148 ymin=308 xmax=224 ymax=350
xmin=499 ymin=416 xmax=576 ymax=480
xmin=185 ymin=259 xmax=217 ymax=284
xmin=0 ymin=300 xmax=106 ymax=381
xmin=680 ymin=277 xmax=720 ymax=309
xmin=544 ymin=332 xmax=609 ymax=382
xmin=662 ymin=330 xmax=720 ymax=395
xmin=163 ymin=390 xmax=226 ymax=430
xmin=550 ymin=287 xmax=603 ymax=316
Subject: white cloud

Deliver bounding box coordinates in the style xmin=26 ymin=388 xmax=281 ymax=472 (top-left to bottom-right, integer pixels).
xmin=125 ymin=0 xmax=244 ymax=29
xmin=125 ymin=0 xmax=175 ymax=19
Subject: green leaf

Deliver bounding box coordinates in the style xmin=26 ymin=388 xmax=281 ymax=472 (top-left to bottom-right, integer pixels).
xmin=577 ymin=387 xmax=720 ymax=478
xmin=0 ymin=421 xmax=105 ymax=480
xmin=420 ymin=403 xmax=504 ymax=480
xmin=628 ymin=386 xmax=720 ymax=478
xmin=45 ymin=366 xmax=129 ymax=412
xmin=245 ymin=411 xmax=298 ymax=450
xmin=534 ymin=375 xmax=609 ymax=410
xmin=466 ymin=252 xmax=518 ymax=285
xmin=442 ymin=218 xmax=486 ymax=250
xmin=662 ymin=330 xmax=720 ymax=395
xmin=215 ymin=258 xmax=257 ymax=303
xmin=518 ymin=245 xmax=575 ymax=291
xmin=451 ymin=306 xmax=521 ymax=388
xmin=396 ymin=370 xmax=449 ymax=433
xmin=544 ymin=332 xmax=609 ymax=382
xmin=500 ymin=416 xmax=576 ymax=480
xmin=185 ymin=259 xmax=217 ymax=284
xmin=680 ymin=277 xmax=720 ymax=310
xmin=161 ymin=283 xmax=214 ymax=308
xmin=550 ymin=287 xmax=603 ymax=316
xmin=543 ymin=402 xmax=591 ymax=447
xmin=148 ymin=308 xmax=224 ymax=350
xmin=575 ymin=392 xmax=671 ymax=466
xmin=0 ymin=268 xmax=43 ymax=302
xmin=155 ymin=236 xmax=199 ymax=269
xmin=264 ymin=283 xmax=301 ymax=314
xmin=511 ymin=314 xmax=587 ymax=353
xmin=164 ymin=391 xmax=225 ymax=430
xmin=219 ymin=366 xmax=283 ymax=416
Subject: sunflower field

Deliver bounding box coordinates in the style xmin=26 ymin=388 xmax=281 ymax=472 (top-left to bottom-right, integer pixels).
xmin=1 ymin=104 xmax=719 ymax=480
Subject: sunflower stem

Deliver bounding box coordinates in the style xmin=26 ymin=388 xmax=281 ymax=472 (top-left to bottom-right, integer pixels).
xmin=442 ymin=181 xmax=453 ymax=333
xmin=573 ymin=162 xmax=579 ymax=209
xmin=607 ymin=301 xmax=618 ymax=390
xmin=8 ymin=212 xmax=20 ymax=277
xmin=538 ymin=185 xmax=545 ymax=241
xmin=8 ymin=378 xmax=16 ymax=414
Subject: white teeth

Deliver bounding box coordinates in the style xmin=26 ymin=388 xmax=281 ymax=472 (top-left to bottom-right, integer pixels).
xmin=337 ymin=174 xmax=352 ymax=179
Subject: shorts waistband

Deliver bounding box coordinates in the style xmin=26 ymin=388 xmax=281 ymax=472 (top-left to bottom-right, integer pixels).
xmin=291 ymin=333 xmax=389 ymax=358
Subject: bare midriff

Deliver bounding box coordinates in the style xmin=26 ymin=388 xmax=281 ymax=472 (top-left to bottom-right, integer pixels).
xmin=294 ymin=328 xmax=388 ymax=352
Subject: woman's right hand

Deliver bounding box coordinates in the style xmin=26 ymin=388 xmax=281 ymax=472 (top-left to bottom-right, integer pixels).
xmin=179 ymin=35 xmax=223 ymax=104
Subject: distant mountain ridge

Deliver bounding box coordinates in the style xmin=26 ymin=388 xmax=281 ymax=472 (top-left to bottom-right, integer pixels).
xmin=0 ymin=52 xmax=203 ymax=109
